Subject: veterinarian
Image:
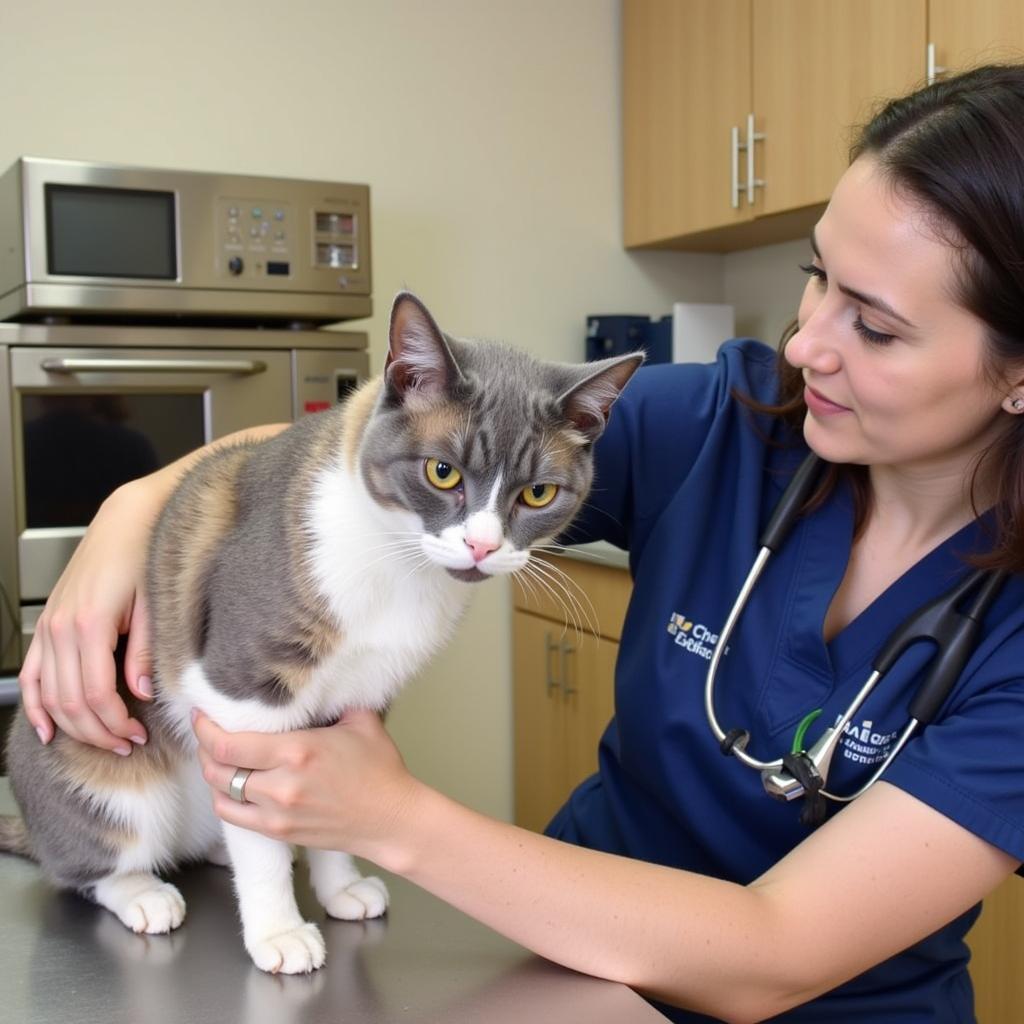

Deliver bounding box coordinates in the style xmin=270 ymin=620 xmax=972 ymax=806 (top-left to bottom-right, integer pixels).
xmin=19 ymin=64 xmax=1024 ymax=1022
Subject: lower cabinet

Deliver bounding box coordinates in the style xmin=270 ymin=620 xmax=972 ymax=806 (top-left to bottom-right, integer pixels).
xmin=512 ymin=610 xmax=618 ymax=832
xmin=512 ymin=554 xmax=630 ymax=834
xmin=967 ymin=875 xmax=1024 ymax=1023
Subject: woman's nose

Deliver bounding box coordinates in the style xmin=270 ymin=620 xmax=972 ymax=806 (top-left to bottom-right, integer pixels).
xmin=785 ymin=309 xmax=842 ymax=376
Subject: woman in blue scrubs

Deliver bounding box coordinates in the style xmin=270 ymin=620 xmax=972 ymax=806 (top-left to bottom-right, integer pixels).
xmin=20 ymin=65 xmax=1024 ymax=1021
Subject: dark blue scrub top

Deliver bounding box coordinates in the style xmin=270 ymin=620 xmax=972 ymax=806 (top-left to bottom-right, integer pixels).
xmin=547 ymin=340 xmax=1024 ymax=1023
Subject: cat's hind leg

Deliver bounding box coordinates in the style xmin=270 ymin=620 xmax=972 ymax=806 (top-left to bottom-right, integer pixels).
xmin=92 ymin=873 xmax=186 ymax=934
xmin=5 ymin=711 xmax=190 ymax=935
xmin=306 ymin=848 xmax=389 ymax=921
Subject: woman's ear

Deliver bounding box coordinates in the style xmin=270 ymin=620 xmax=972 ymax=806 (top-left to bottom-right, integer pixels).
xmin=1002 ymin=372 xmax=1024 ymax=414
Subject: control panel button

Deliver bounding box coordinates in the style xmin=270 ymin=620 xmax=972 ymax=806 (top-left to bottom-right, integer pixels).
xmin=228 ymin=256 xmax=244 ymax=275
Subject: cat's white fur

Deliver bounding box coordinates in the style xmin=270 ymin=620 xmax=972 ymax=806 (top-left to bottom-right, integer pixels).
xmin=94 ymin=453 xmax=496 ymax=972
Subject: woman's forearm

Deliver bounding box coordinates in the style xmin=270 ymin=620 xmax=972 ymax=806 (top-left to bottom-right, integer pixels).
xmin=118 ymin=422 xmax=290 ymax=515
xmin=378 ymin=783 xmax=784 ymax=1023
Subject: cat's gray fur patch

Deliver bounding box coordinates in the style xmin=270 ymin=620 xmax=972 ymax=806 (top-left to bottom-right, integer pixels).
xmin=4 ymin=712 xmax=123 ymax=890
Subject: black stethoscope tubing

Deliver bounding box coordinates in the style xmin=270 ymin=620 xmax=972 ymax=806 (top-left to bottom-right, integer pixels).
xmin=704 ymin=452 xmax=1008 ymax=810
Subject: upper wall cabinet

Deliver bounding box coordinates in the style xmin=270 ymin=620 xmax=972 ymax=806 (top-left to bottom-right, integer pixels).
xmin=623 ymin=0 xmax=1024 ymax=252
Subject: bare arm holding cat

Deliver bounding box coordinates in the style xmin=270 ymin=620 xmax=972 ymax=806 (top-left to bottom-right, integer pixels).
xmin=18 ymin=422 xmax=290 ymax=753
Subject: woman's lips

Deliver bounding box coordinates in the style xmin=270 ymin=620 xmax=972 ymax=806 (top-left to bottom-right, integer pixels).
xmin=804 ymin=384 xmax=851 ymax=415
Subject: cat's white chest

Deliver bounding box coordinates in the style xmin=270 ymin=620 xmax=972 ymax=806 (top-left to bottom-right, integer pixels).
xmin=308 ymin=564 xmax=469 ymax=711
xmin=301 ymin=463 xmax=472 ymax=713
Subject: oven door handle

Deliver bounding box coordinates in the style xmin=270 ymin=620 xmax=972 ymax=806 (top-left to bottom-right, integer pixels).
xmin=39 ymin=358 xmax=268 ymax=375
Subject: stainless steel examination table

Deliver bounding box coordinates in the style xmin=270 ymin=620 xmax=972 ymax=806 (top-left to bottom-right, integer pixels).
xmin=0 ymin=780 xmax=668 ymax=1024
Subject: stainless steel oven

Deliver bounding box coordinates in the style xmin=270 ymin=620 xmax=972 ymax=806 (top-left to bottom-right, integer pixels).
xmin=0 ymin=323 xmax=369 ymax=672
xmin=0 ymin=157 xmax=374 ymax=682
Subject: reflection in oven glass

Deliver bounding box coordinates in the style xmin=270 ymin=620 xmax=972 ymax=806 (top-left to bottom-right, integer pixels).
xmin=21 ymin=393 xmax=205 ymax=528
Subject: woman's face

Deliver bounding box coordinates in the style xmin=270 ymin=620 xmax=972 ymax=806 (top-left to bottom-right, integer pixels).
xmin=784 ymin=155 xmax=1020 ymax=478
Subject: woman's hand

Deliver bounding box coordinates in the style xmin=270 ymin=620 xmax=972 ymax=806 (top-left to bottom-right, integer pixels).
xmin=17 ymin=422 xmax=290 ymax=754
xmin=18 ymin=479 xmax=159 ymax=754
xmin=193 ymin=708 xmax=420 ymax=864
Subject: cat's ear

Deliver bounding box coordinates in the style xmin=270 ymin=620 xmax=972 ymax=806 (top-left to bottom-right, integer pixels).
xmin=556 ymin=352 xmax=645 ymax=443
xmin=385 ymin=292 xmax=464 ymax=400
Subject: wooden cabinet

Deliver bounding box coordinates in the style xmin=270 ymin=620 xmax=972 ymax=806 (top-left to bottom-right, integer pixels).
xmin=751 ymin=1 xmax=924 ymax=217
xmin=929 ymin=0 xmax=1024 ymax=73
xmin=968 ymin=875 xmax=1024 ymax=1023
xmin=622 ymin=0 xmax=752 ymax=247
xmin=623 ymin=0 xmax=1024 ymax=252
xmin=512 ymin=554 xmax=631 ymax=833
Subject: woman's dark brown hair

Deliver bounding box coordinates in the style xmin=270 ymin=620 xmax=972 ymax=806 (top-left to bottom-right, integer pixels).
xmin=749 ymin=64 xmax=1024 ymax=573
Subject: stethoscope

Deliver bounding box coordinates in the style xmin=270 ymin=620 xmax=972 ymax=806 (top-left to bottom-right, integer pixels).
xmin=704 ymin=453 xmax=1008 ymax=826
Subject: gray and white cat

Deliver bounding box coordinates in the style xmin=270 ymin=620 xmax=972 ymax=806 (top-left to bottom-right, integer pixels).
xmin=0 ymin=292 xmax=642 ymax=974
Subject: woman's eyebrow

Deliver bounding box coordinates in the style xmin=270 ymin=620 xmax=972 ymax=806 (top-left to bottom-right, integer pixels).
xmin=810 ymin=228 xmax=918 ymax=330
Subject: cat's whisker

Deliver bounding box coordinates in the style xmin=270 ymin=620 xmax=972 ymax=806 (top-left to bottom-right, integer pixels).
xmin=519 ymin=559 xmax=586 ymax=644
xmin=347 ymin=539 xmax=428 ymax=558
xmin=392 ymin=552 xmax=439 ymax=590
xmin=535 ymin=556 xmax=602 ymax=640
xmin=517 ymin=562 xmax=578 ymax=642
xmin=572 ymin=500 xmax=627 ymax=532
xmin=324 ymin=542 xmax=430 ymax=595
xmin=511 ymin=565 xmax=546 ymax=610
xmin=327 ymin=532 xmax=423 ymax=548
xmin=525 ymin=556 xmax=598 ymax=643
xmin=532 ymin=543 xmax=615 ymax=567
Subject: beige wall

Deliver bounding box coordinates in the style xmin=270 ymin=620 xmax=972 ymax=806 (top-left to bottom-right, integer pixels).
xmin=0 ymin=0 xmax=732 ymax=821
xmin=724 ymin=238 xmax=808 ymax=350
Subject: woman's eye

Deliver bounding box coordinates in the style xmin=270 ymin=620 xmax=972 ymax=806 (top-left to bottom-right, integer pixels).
xmin=799 ymin=262 xmax=827 ymax=285
xmin=425 ymin=458 xmax=462 ymax=490
xmin=519 ymin=483 xmax=558 ymax=508
xmin=852 ymin=315 xmax=895 ymax=346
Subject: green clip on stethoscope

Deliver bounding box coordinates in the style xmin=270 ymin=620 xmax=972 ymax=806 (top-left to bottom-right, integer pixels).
xmin=704 ymin=453 xmax=1008 ymax=821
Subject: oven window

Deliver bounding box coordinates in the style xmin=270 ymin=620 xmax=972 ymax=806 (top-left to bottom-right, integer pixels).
xmin=45 ymin=184 xmax=177 ymax=279
xmin=21 ymin=393 xmax=205 ymax=528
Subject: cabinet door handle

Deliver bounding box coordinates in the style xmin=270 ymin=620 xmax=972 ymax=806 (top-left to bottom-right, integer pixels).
xmin=926 ymin=43 xmax=947 ymax=86
xmin=730 ymin=124 xmax=743 ymax=209
xmin=545 ymin=632 xmax=561 ymax=696
xmin=745 ymin=113 xmax=766 ymax=206
xmin=560 ymin=641 xmax=577 ymax=697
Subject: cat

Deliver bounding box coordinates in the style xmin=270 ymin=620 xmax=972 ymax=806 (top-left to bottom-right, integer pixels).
xmin=0 ymin=291 xmax=642 ymax=974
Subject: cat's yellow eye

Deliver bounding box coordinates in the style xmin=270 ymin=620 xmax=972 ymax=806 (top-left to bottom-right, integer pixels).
xmin=520 ymin=483 xmax=558 ymax=508
xmin=425 ymin=458 xmax=462 ymax=490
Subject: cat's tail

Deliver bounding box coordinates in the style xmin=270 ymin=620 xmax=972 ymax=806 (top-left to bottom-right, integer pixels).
xmin=0 ymin=815 xmax=34 ymax=859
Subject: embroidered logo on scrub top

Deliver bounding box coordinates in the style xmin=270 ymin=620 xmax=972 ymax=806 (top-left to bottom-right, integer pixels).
xmin=667 ymin=612 xmax=723 ymax=661
xmin=836 ymin=717 xmax=898 ymax=766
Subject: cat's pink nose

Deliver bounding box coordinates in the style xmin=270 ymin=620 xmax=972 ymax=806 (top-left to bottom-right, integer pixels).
xmin=465 ymin=538 xmax=500 ymax=563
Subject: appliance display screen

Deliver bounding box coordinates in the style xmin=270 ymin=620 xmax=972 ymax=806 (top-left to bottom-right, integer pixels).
xmin=45 ymin=184 xmax=177 ymax=279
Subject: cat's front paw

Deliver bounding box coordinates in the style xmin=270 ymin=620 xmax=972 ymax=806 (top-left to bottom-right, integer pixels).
xmin=119 ymin=882 xmax=187 ymax=934
xmin=246 ymin=921 xmax=326 ymax=974
xmin=321 ymin=876 xmax=389 ymax=921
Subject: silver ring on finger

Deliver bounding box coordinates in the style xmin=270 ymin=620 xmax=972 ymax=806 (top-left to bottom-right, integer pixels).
xmin=228 ymin=767 xmax=255 ymax=804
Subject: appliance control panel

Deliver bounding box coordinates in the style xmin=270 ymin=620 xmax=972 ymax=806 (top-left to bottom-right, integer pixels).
xmin=217 ymin=197 xmax=294 ymax=279
xmin=216 ymin=197 xmax=362 ymax=282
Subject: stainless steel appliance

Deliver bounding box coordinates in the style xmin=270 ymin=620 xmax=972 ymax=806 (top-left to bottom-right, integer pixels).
xmin=0 ymin=157 xmax=371 ymax=324
xmin=0 ymin=158 xmax=374 ymax=679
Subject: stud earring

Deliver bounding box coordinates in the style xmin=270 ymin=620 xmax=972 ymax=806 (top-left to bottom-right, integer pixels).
xmin=1013 ymin=398 xmax=1024 ymax=412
